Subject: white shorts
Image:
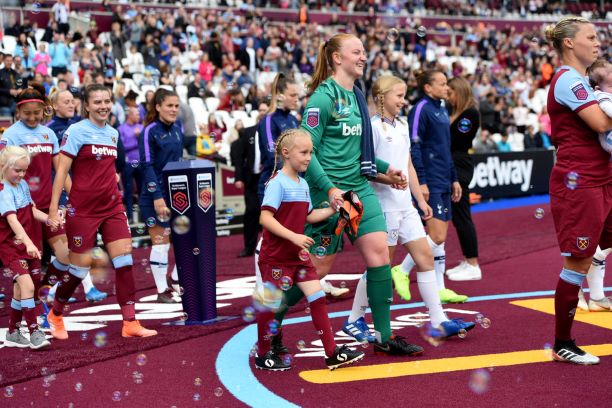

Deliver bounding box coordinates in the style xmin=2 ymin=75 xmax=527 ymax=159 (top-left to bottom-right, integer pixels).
xmin=384 ymin=207 xmax=426 ymax=246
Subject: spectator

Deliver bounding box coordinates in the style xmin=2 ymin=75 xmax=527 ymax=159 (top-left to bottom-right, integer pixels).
xmin=187 ymin=73 xmax=206 ymax=99
xmin=49 ymin=33 xmax=72 ymax=76
xmin=110 ymin=22 xmax=128 ymax=64
xmin=479 ymin=92 xmax=496 ymax=133
xmin=178 ymin=102 xmax=198 ymax=156
xmin=523 ymin=125 xmax=545 ymax=150
xmin=204 ymin=32 xmax=223 ymax=69
xmin=51 ymin=0 xmax=70 ymax=35
xmin=0 ymin=54 xmax=22 ymax=117
xmin=207 ymin=113 xmax=227 ymax=142
xmin=496 ymin=134 xmax=512 ymax=152
xmin=473 ymin=129 xmax=497 ymax=153
xmin=33 ymin=43 xmax=51 ymax=77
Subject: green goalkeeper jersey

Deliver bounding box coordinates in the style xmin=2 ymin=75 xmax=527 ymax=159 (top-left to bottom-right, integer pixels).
xmin=301 ymin=78 xmax=389 ymax=193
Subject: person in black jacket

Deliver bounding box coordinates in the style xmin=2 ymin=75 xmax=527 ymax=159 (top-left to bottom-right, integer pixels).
xmin=0 ymin=54 xmax=24 ymax=117
xmin=445 ymin=76 xmax=482 ymax=281
xmin=230 ymin=102 xmax=268 ymax=257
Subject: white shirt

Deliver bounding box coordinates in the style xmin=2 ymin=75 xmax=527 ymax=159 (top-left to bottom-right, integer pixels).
xmin=369 ymin=115 xmax=412 ymax=212
xmin=52 ymin=3 xmax=69 ymax=24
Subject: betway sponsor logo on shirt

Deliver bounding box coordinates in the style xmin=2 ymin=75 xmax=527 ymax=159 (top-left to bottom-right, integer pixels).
xmin=26 ymin=144 xmax=53 ymax=154
xmin=342 ymin=123 xmax=362 ymax=136
xmin=469 ymin=156 xmax=533 ymax=192
xmin=91 ymin=145 xmax=117 ymax=157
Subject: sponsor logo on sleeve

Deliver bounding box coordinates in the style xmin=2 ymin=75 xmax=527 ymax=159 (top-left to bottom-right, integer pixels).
xmin=306 ymin=108 xmax=320 ymax=128
xmin=570 ymin=81 xmax=588 ymax=101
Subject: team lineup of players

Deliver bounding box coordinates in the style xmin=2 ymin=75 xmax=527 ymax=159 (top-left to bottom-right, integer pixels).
xmin=1 ymin=16 xmax=611 ymax=370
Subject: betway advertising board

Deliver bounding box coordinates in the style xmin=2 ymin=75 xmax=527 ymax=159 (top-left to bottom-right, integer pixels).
xmin=468 ymin=150 xmax=554 ymax=199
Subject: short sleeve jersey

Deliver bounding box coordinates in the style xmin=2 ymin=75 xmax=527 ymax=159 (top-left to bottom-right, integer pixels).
xmin=548 ymin=66 xmax=611 ymax=188
xmin=0 ymin=180 xmax=39 ymax=260
xmin=370 ymin=115 xmax=412 ymax=212
xmin=259 ymin=171 xmax=313 ymax=266
xmin=60 ymin=119 xmax=124 ymax=217
xmin=2 ymin=121 xmax=59 ymax=209
xmin=301 ymin=78 xmax=364 ymax=192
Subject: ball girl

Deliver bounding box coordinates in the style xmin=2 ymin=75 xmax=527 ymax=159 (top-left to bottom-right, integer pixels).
xmin=343 ymin=75 xmax=474 ymax=343
xmin=256 ymin=128 xmax=364 ymax=371
xmin=1 ymin=146 xmax=52 ymax=349
xmin=47 ymin=84 xmax=157 ymax=340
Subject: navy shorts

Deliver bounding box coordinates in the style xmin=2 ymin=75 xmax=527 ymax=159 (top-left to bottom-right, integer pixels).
xmin=420 ymin=192 xmax=452 ymax=222
xmin=139 ymin=193 xmax=171 ymax=229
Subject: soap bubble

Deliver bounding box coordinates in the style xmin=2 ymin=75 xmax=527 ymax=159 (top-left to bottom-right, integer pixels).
xmin=416 ymin=26 xmax=427 ymax=37
xmin=298 ymin=249 xmax=309 ymax=261
xmin=279 ymin=276 xmax=293 ymax=291
xmin=136 ymin=353 xmax=147 ymax=366
xmin=242 ymin=306 xmax=255 ymax=322
xmin=387 ymin=28 xmax=400 ymax=42
xmin=469 ymin=369 xmax=491 ymax=394
xmin=172 ymin=216 xmax=191 ymax=234
xmin=533 ymin=208 xmax=544 ymax=220
xmin=147 ymin=182 xmax=157 ymax=193
xmin=314 ymin=246 xmax=327 ymax=259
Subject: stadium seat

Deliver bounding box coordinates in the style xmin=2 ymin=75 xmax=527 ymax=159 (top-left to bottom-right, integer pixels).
xmin=176 ymin=85 xmax=188 ymax=103
xmin=205 ymin=97 xmax=220 ymax=112
xmin=189 ymin=97 xmax=209 ymax=126
xmin=231 ymin=110 xmax=250 ymax=122
xmin=1 ymin=35 xmax=17 ymax=54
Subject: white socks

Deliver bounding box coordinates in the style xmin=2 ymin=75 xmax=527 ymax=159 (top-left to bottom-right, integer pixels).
xmin=348 ymin=272 xmax=369 ymax=323
xmin=171 ymin=265 xmax=178 ymax=281
xmin=400 ymin=252 xmax=415 ymax=276
xmin=426 ymin=236 xmax=446 ymax=291
xmin=586 ymin=246 xmax=611 ymax=300
xmin=81 ymin=273 xmax=94 ymax=293
xmin=150 ymin=243 xmax=170 ymax=293
xmin=417 ymin=270 xmax=447 ymax=327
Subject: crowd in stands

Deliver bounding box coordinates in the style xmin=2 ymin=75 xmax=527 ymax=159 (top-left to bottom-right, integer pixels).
xmin=0 ymin=1 xmax=610 ymax=212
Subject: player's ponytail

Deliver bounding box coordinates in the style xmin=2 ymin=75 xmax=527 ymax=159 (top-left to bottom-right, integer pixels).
xmin=544 ymin=16 xmax=590 ymax=57
xmin=307 ymin=33 xmax=356 ymax=96
xmin=145 ymin=88 xmax=179 ymax=127
xmin=371 ymin=75 xmax=405 ymax=130
xmin=0 ymin=145 xmax=30 ymax=182
xmin=266 ymin=128 xmax=308 ymax=185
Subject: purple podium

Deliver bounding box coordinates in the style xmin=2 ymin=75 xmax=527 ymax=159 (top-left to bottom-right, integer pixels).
xmin=163 ymin=160 xmax=230 ymax=324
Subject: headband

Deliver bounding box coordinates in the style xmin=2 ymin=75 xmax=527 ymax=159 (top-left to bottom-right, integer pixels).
xmin=17 ymin=98 xmax=44 ymax=106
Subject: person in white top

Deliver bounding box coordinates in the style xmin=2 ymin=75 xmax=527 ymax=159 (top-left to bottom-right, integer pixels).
xmin=577 ymin=58 xmax=612 ymax=312
xmin=342 ymin=75 xmax=476 ymax=344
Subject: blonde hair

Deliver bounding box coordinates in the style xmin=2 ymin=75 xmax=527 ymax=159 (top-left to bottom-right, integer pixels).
xmin=0 ymin=145 xmax=30 ymax=181
xmin=271 ymin=128 xmax=310 ymax=177
xmin=372 ymin=75 xmax=406 ymax=129
xmin=448 ymin=77 xmax=477 ymax=123
xmin=307 ymin=33 xmax=357 ymax=95
xmin=544 ymin=16 xmax=591 ymax=56
xmin=268 ymin=72 xmax=297 ymax=114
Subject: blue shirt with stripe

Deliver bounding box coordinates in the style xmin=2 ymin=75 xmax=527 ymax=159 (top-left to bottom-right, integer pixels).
xmin=408 ymin=95 xmax=458 ymax=193
xmin=138 ymin=119 xmax=184 ymax=201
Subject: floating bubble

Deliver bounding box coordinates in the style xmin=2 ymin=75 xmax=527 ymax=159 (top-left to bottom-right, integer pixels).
xmin=319 ymin=201 xmax=330 ymax=209
xmin=63 ymin=274 xmax=70 ymax=283
xmin=253 ymin=282 xmax=283 ymax=312
xmin=67 ymin=207 xmax=76 ymax=217
xmin=94 ymin=331 xmax=108 ymax=348
xmin=180 ymin=312 xmax=188 ymax=321
xmin=132 ymin=370 xmax=144 ymax=384
xmin=136 ymin=353 xmax=147 ymax=366
xmin=136 ymin=225 xmax=146 ymax=234
xmin=193 ymin=393 xmax=201 ymax=401
xmin=304 ymin=306 xmax=311 ymax=314
xmin=192 ymin=248 xmax=200 ymax=255
xmin=112 ymin=391 xmax=122 ymax=402
xmin=32 ymin=2 xmax=41 ymax=15
xmin=475 ymin=313 xmax=483 ymax=324
xmin=279 ymin=276 xmax=293 ymax=291
xmin=225 ymin=208 xmax=235 ymax=221
xmin=416 ymin=26 xmax=427 ymax=37
xmin=543 ymin=343 xmax=553 ymax=359
xmin=81 ymin=332 xmax=88 ymax=341
xmin=533 ymin=208 xmax=545 ymax=220
xmin=469 ymin=369 xmax=491 ymax=395
xmin=242 ymin=305 xmax=255 ymax=322
xmin=458 ymin=328 xmax=468 ymax=339
xmin=3 ymin=268 xmax=12 ymax=278
xmin=214 ymin=387 xmax=223 ymax=397
xmin=194 ymin=377 xmax=202 ymax=386
xmin=297 ymin=268 xmax=307 ymax=280
xmin=387 ymin=28 xmax=400 ymax=42
xmin=298 ymin=249 xmax=310 ymax=261
xmin=146 ymin=217 xmax=156 ymax=227
xmin=361 ymin=340 xmax=369 ymax=349
xmin=418 ymin=322 xmax=446 ymax=347
xmin=297 ymin=340 xmax=306 ymax=350
xmin=91 ymin=247 xmax=105 ymax=260
xmin=249 ymin=344 xmax=258 ymax=357
xmin=130 ymin=160 xmax=139 ymax=168
xmin=163 ymin=227 xmax=171 ymax=236
xmin=48 ymin=275 xmax=58 ymax=285
xmin=75 ymin=383 xmax=82 ymax=392
xmin=172 ymin=216 xmax=191 ymax=234
xmin=96 ymin=155 xmax=102 ymax=161
xmin=531 ymin=36 xmax=539 ymax=45
xmin=565 ymin=171 xmax=579 ymax=190
xmin=340 ymin=281 xmax=347 ymax=288
xmin=38 ymin=285 xmax=51 ymax=303
xmin=479 ymin=317 xmax=491 ymax=329
xmin=147 ymin=182 xmax=157 ymax=193
xmin=282 ymin=355 xmax=293 ymax=365
xmin=314 ymin=246 xmax=327 ymax=259
xmin=267 ymin=320 xmax=280 ymax=336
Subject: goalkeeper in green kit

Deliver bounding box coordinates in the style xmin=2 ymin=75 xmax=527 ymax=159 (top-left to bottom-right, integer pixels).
xmin=269 ymin=33 xmax=424 ymax=356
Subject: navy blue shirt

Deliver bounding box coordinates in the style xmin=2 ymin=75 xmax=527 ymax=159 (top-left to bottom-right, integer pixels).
xmin=46 ymin=115 xmax=80 ymax=141
xmin=408 ymin=95 xmax=458 ymax=193
xmin=139 ymin=119 xmax=184 ymax=201
xmin=257 ymin=108 xmax=299 ymax=198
